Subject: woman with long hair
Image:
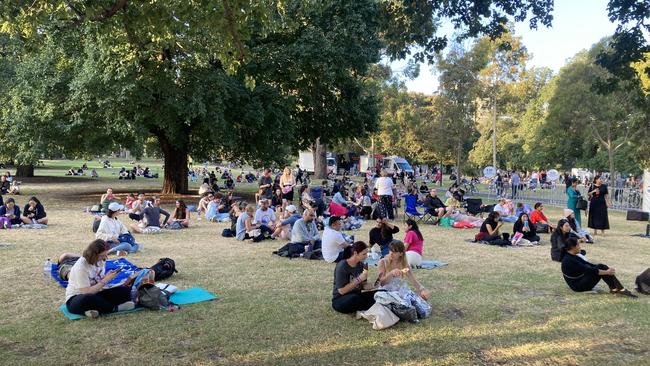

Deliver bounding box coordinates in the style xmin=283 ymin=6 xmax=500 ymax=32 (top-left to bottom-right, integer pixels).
xmin=512 ymin=212 xmax=540 ymax=245
xmin=377 ymin=241 xmax=430 ymax=300
xmin=21 ymin=196 xmax=48 ymax=225
xmin=65 ymin=239 xmax=135 ymax=318
xmin=168 ymin=199 xmax=190 ymax=228
xmin=403 ymin=219 xmax=424 ymax=267
xmin=279 ymin=166 xmax=296 ymax=203
xmin=587 ymin=175 xmax=610 ymax=236
xmin=566 ymin=177 xmax=583 ymax=226
xmin=332 ymin=241 xmax=378 ymax=314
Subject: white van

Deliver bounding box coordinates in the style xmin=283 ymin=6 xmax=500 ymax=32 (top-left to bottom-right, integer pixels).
xmin=298 ymin=151 xmax=337 ymax=174
xmin=382 ymin=156 xmax=414 ymax=176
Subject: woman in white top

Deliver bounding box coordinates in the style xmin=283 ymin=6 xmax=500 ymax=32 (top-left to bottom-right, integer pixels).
xmin=279 ymin=166 xmax=296 ymax=202
xmin=65 ymin=239 xmax=134 ymax=318
xmin=96 ymin=202 xmax=139 ymax=255
xmin=374 ymin=170 xmax=395 ymax=220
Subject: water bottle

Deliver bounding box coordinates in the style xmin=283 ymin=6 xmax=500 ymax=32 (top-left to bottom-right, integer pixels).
xmin=43 ymin=259 xmax=52 ymax=279
xmin=524 ymin=221 xmax=529 ymax=230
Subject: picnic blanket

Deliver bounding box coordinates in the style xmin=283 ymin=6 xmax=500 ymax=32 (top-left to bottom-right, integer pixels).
xmin=59 ymin=287 xmax=218 ymax=320
xmin=366 ymin=256 xmax=447 ymax=269
xmin=50 ymin=258 xmax=141 ymax=288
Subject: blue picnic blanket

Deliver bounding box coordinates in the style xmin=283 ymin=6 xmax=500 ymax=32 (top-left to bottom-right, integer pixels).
xmin=59 ymin=287 xmax=218 ymax=320
xmin=50 ymin=258 xmax=141 ymax=288
xmin=365 ymin=256 xmax=447 ymax=269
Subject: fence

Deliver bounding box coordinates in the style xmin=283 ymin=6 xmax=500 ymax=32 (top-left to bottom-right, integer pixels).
xmin=473 ymin=183 xmax=643 ymax=211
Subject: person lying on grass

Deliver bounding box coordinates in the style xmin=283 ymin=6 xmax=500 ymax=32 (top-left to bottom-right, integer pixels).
xmin=332 ymin=241 xmax=380 ymax=314
xmin=96 ymin=202 xmax=139 ymax=256
xmin=20 ymin=196 xmax=48 ymax=225
xmin=377 ymin=240 xmax=430 ymax=300
xmin=561 ymin=237 xmax=636 ymax=298
xmin=65 ymin=239 xmax=135 ymax=319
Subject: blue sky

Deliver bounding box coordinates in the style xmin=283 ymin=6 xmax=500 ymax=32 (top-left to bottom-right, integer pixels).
xmin=394 ymin=0 xmax=618 ymax=94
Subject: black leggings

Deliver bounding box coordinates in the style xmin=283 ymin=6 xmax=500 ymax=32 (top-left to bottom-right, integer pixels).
xmin=568 ymin=264 xmax=624 ymax=292
xmin=378 ymin=195 xmax=394 ymax=220
xmin=332 ymin=290 xmax=379 ymax=314
xmin=66 ymin=286 xmax=132 ymax=315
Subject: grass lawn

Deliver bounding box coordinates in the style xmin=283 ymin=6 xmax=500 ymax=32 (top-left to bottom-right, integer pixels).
xmin=2 ymin=161 xmax=650 ymax=365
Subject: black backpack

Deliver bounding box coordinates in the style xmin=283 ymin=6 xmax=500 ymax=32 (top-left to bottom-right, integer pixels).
xmin=150 ymin=258 xmax=178 ymax=281
xmin=636 ymin=268 xmax=650 ymax=294
xmin=273 ymin=243 xmax=306 ymax=258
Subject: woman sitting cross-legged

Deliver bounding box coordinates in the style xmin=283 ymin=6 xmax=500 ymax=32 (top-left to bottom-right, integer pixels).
xmin=0 ymin=198 xmax=22 ymax=229
xmin=332 ymin=241 xmax=380 ymax=314
xmin=561 ymin=237 xmax=636 ymax=298
xmin=21 ymin=196 xmax=48 ymax=225
xmin=65 ymin=239 xmax=136 ymax=318
xmin=474 ymin=211 xmax=509 ymax=245
xmin=512 ymin=212 xmax=540 ymax=245
xmin=168 ymin=199 xmax=190 ymax=228
xmin=96 ymin=202 xmax=139 ymax=255
xmin=377 ymin=240 xmax=430 ymax=300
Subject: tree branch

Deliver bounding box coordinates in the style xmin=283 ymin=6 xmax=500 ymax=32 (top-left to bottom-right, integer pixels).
xmin=222 ymin=0 xmax=246 ymax=61
xmin=90 ymin=0 xmax=128 ymax=21
xmin=588 ymin=116 xmax=609 ymax=148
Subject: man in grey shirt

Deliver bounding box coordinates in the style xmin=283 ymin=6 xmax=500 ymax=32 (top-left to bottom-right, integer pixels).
xmin=130 ymin=196 xmax=170 ymax=233
xmin=291 ymin=209 xmax=321 ymax=252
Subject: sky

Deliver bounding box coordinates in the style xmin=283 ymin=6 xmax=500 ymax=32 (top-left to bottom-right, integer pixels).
xmin=394 ymin=0 xmax=618 ymax=94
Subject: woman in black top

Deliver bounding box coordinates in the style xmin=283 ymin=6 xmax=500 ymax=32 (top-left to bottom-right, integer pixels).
xmin=332 ymin=241 xmax=378 ymax=314
xmin=550 ymin=219 xmax=573 ymax=262
xmin=561 ymin=237 xmax=636 ymax=297
xmin=21 ymin=196 xmax=48 ymax=225
xmin=587 ymin=175 xmax=610 ymax=235
xmin=369 ymin=218 xmax=399 ymax=257
xmin=475 ymin=211 xmax=508 ymax=245
xmin=512 ymin=212 xmax=539 ymax=244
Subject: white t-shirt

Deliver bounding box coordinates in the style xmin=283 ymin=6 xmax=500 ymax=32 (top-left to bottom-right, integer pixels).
xmin=375 ymin=177 xmax=394 ymax=196
xmin=322 ymin=227 xmax=348 ymax=263
xmin=65 ymin=257 xmax=105 ymax=301
xmin=254 ymin=208 xmax=276 ymax=226
xmin=493 ymin=204 xmax=509 ymax=216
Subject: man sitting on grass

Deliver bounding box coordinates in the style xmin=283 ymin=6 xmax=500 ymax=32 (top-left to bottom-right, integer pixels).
xmin=130 ymin=196 xmax=169 ymax=234
xmin=322 ymin=216 xmax=353 ymax=263
xmin=291 ymin=209 xmax=321 ymax=253
xmin=255 ymin=199 xmax=277 ymax=232
xmin=271 ymin=205 xmax=301 ymax=240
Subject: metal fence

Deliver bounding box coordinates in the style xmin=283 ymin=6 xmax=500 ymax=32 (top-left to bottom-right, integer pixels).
xmin=473 ymin=183 xmax=643 ymax=211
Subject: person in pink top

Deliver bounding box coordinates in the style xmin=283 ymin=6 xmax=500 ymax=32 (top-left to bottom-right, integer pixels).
xmin=404 ymin=219 xmax=424 ymax=267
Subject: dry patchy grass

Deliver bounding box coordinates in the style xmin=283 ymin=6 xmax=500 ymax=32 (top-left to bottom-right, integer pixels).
xmin=1 ymin=177 xmax=650 ymax=366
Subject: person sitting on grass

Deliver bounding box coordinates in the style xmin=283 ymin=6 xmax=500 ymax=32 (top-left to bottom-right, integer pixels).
xmin=474 ymin=211 xmax=509 ymax=245
xmin=96 ymin=202 xmax=139 ymax=256
xmin=515 ymin=202 xmax=533 ymax=217
xmin=197 ymin=192 xmax=214 ymax=220
xmin=377 ymin=240 xmax=431 ymax=300
xmin=0 ymin=198 xmax=21 ymax=229
xmin=20 ymin=196 xmax=48 ymax=225
xmin=100 ymin=188 xmax=120 ymax=212
xmin=236 ymin=204 xmax=272 ymax=242
xmin=90 ymin=168 xmax=99 ymax=179
xmin=65 ymin=239 xmax=136 ymax=318
xmin=551 ymin=219 xmax=575 ymax=262
xmin=198 ymin=178 xmax=212 ymax=196
xmin=291 ymin=209 xmax=321 ymax=253
xmin=564 ymin=208 xmax=594 ymax=244
xmin=271 ymin=188 xmax=285 ymax=209
xmin=168 ymin=199 xmax=190 ymax=228
xmin=561 ymin=237 xmax=636 ymax=298
xmin=369 ymin=218 xmax=400 ymax=257
xmin=271 ymin=205 xmax=301 ymax=240
xmin=403 ymin=219 xmax=424 ymax=268
xmin=354 ymin=188 xmax=373 ymax=220
xmin=128 ymin=193 xmax=147 ymax=221
xmin=322 ymin=216 xmax=353 ymax=263
xmin=255 ymin=199 xmax=277 ymax=232
xmin=206 ymin=193 xmax=231 ymax=222
xmin=130 ymin=196 xmax=169 ymax=234
xmin=512 ymin=212 xmax=540 ymax=245
xmin=332 ymin=241 xmax=378 ymax=314
xmin=530 ymin=202 xmax=555 ymax=234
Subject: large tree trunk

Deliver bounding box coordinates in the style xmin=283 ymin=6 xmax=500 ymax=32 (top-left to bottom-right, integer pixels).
xmin=313 ymin=138 xmax=328 ymax=179
xmin=15 ymin=164 xmax=34 ymax=177
xmin=158 ymin=135 xmax=188 ymax=194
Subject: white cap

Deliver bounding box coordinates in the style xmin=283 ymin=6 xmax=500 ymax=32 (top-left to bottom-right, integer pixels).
xmin=286 ymin=205 xmax=297 ymax=213
xmin=108 ymin=202 xmax=125 ymax=211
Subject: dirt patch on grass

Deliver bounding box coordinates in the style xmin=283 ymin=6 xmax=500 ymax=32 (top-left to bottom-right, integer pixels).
xmin=442 ymin=307 xmax=465 ymax=320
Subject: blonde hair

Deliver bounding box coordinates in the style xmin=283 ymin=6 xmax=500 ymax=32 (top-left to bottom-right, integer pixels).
xmin=388 ymin=240 xmax=409 ymax=269
xmin=245 ymin=204 xmax=256 ymax=213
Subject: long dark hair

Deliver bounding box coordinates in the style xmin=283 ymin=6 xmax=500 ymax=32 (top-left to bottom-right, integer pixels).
xmin=175 ymin=200 xmax=187 ymax=219
xmin=405 ymin=219 xmax=423 ymax=241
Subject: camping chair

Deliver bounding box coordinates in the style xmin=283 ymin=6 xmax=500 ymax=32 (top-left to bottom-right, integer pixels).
xmin=402 ymin=194 xmax=435 ymax=223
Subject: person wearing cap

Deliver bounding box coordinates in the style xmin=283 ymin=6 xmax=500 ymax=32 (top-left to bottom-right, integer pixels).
xmin=564 ymin=208 xmax=594 ymax=244
xmin=95 ymin=202 xmax=139 ymax=255
xmin=322 ymin=216 xmax=353 ymax=263
xmin=271 ymin=205 xmax=301 ymax=240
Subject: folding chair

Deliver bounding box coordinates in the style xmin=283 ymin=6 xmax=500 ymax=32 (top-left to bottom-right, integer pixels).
xmin=402 ymin=194 xmax=424 ymax=222
xmin=465 ymin=198 xmax=483 ymax=216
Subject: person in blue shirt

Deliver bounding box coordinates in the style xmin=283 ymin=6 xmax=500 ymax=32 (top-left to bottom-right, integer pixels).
xmin=511 ymin=171 xmax=521 ymax=199
xmin=271 ymin=205 xmax=302 ymax=239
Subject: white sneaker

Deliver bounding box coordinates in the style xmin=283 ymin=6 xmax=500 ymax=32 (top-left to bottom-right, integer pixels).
xmin=117 ymin=301 xmax=135 ymax=312
xmin=84 ymin=310 xmax=100 ymax=319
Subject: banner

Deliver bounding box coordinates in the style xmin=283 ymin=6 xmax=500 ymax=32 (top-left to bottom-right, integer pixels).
xmin=643 ymin=169 xmax=650 ymax=212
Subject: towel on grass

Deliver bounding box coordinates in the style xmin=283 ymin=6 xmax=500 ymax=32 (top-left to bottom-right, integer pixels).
xmin=417 ymin=260 xmax=448 ymax=269
xmin=59 ymin=287 xmax=218 ymax=320
xmin=50 ymin=258 xmax=141 ymax=288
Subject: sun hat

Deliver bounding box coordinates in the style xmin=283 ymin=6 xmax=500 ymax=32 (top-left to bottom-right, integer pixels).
xmin=108 ymin=202 xmax=125 ymax=211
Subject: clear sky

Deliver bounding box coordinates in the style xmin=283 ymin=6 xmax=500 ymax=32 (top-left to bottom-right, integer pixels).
xmin=395 ymin=0 xmax=618 ymax=94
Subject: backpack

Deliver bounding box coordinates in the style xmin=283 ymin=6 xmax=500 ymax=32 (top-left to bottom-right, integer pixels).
xmin=636 ymin=268 xmax=650 ymax=294
xmin=273 ymin=242 xmax=306 ymax=258
xmin=150 ymin=258 xmax=178 ymax=281
xmin=222 ymin=228 xmax=235 ymax=237
xmin=137 ymin=283 xmax=171 ymax=310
